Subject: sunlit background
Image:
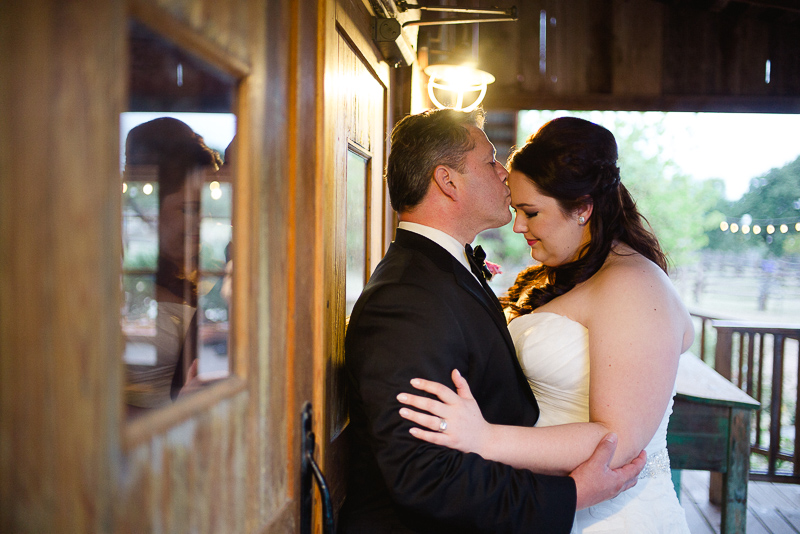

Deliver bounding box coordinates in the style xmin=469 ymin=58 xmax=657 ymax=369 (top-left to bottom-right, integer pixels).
xmin=481 ymin=110 xmax=800 ymax=329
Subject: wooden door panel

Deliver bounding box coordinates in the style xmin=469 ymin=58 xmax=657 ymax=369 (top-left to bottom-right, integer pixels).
xmin=320 ymin=2 xmax=391 ymax=522
xmin=0 ymin=1 xmax=125 ymax=530
xmin=0 ymin=0 xmax=310 ymax=532
xmin=1 ymin=0 xmax=393 ymax=530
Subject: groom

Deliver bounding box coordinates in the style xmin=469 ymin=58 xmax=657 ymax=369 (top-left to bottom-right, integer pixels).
xmin=340 ymin=108 xmax=645 ymax=533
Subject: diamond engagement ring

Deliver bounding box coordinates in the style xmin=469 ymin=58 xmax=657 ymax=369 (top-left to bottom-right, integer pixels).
xmin=438 ymin=418 xmax=448 ymax=432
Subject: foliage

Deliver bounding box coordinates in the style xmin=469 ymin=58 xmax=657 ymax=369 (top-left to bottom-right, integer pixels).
xmin=717 ymin=155 xmax=800 ymax=257
xmin=123 ymin=250 xmax=157 ymax=270
xmin=502 ymin=111 xmax=724 ymax=268
xmin=614 ymin=117 xmax=722 ymax=267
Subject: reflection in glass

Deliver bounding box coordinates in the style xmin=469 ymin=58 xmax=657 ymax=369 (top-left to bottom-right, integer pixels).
xmin=346 ymin=151 xmax=369 ymax=315
xmin=122 ymin=21 xmax=236 ymax=418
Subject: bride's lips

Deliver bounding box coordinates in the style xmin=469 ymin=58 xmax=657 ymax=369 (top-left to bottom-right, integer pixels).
xmin=527 ymin=239 xmax=538 ymax=246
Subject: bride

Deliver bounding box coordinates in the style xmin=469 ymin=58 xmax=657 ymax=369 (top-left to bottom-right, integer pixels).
xmin=398 ymin=117 xmax=694 ymax=533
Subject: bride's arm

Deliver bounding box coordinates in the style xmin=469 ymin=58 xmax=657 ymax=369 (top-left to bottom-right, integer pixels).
xmin=581 ymin=260 xmax=691 ymax=467
xmin=399 ymin=371 xmax=608 ymax=475
xmin=398 ymin=262 xmax=692 ymax=474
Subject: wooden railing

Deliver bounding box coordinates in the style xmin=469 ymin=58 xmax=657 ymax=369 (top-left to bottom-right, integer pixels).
xmin=690 ymin=312 xmax=800 ymax=484
xmin=690 ymin=311 xmax=718 ymax=364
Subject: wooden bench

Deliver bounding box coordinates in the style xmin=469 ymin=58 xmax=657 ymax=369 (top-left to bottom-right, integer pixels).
xmin=667 ymin=352 xmax=760 ymax=534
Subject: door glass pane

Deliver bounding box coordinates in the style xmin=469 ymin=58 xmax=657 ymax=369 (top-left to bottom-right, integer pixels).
xmin=122 ymin=21 xmax=236 ymax=418
xmin=346 ymin=151 xmax=369 ymax=315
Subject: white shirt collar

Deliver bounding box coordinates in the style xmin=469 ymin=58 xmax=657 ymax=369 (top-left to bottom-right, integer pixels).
xmin=398 ymin=221 xmax=473 ymax=275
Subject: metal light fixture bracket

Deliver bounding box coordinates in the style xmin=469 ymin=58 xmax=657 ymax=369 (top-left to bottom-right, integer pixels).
xmin=397 ymin=2 xmax=517 ymax=27
xmin=372 ymin=3 xmax=517 ymax=67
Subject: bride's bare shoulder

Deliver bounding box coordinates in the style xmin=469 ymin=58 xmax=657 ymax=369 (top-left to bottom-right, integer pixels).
xmin=593 ymin=244 xmax=671 ymax=293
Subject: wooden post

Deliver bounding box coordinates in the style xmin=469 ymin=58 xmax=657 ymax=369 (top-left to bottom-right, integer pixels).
xmin=721 ymin=409 xmax=752 ymax=534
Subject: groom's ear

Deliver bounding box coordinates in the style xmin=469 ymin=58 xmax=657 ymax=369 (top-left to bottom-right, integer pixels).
xmin=432 ymin=165 xmax=459 ymax=201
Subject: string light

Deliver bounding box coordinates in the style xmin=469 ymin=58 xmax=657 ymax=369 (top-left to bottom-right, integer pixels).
xmin=717 ymin=215 xmax=800 ymax=240
xmin=209 ymin=180 xmax=222 ymax=200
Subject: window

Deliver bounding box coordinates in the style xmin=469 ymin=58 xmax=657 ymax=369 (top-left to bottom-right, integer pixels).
xmin=345 ymin=149 xmax=369 ymax=315
xmin=121 ymin=21 xmax=237 ymax=419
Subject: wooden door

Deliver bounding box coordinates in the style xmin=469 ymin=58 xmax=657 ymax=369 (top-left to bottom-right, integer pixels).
xmin=0 ymin=0 xmax=358 ymax=531
xmin=317 ymin=0 xmax=393 ymax=523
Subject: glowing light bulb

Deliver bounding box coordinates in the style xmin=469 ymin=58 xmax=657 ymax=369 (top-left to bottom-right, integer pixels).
xmin=143 ymin=183 xmax=153 ymax=195
xmin=424 ymin=63 xmax=495 ymax=112
xmin=767 ymin=225 xmax=775 ymax=234
xmin=720 ymin=221 xmax=729 ymax=231
xmin=730 ymin=223 xmax=739 ymax=233
xmin=753 ymin=225 xmax=761 ymax=235
xmin=780 ymin=224 xmax=788 ymax=233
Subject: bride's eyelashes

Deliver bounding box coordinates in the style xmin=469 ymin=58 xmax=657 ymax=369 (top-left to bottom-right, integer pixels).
xmin=512 ymin=207 xmax=538 ymax=218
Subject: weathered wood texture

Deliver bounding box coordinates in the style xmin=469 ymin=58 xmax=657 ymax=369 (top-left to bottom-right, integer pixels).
xmin=680 ymin=470 xmax=800 ymax=534
xmin=320 ymin=0 xmax=391 ymax=519
xmin=478 ymin=0 xmax=800 ymax=112
xmin=0 ymin=1 xmax=126 ymax=531
xmin=668 ymin=353 xmax=760 ymax=534
xmin=1 ymin=0 xmax=337 ymax=531
xmin=120 ymin=1 xmax=301 ymax=530
xmin=712 ymin=321 xmax=800 ymax=483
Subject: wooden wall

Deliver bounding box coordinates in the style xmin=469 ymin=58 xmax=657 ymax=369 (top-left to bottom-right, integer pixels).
xmin=477 ymin=0 xmax=800 ymax=113
xmin=0 ymin=1 xmax=126 ymax=531
xmin=0 ymin=0 xmax=333 ymax=531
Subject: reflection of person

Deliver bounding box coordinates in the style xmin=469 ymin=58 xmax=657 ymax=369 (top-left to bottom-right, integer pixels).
xmin=220 ymin=241 xmax=232 ymax=306
xmin=398 ymin=117 xmax=694 ymax=533
xmin=340 ymin=109 xmax=645 ymax=534
xmin=123 ymin=117 xmax=222 ymax=415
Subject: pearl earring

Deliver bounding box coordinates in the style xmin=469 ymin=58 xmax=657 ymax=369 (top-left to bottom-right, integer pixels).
xmin=578 ymin=216 xmax=585 ymax=224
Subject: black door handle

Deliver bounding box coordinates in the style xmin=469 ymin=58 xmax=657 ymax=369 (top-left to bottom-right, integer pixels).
xmin=300 ymin=402 xmax=336 ymax=534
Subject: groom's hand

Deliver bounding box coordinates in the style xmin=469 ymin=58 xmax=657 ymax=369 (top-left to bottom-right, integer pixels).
xmin=569 ymin=433 xmax=646 ymax=510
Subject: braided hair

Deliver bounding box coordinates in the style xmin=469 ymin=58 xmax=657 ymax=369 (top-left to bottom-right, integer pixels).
xmin=501 ymin=117 xmax=667 ymax=319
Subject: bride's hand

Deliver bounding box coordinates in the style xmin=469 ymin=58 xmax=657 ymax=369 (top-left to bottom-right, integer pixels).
xmin=397 ymin=369 xmax=491 ymax=455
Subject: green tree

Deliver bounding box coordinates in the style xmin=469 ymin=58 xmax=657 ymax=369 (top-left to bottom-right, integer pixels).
xmin=613 ymin=116 xmax=723 ymax=266
xmin=728 ymin=155 xmax=800 ymax=256
xmin=500 ymin=110 xmax=722 ymax=268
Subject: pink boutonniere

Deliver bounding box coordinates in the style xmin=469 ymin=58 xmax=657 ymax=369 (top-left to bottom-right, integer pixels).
xmin=468 ymin=244 xmax=503 ymax=281
xmin=484 ymin=260 xmax=503 ymax=277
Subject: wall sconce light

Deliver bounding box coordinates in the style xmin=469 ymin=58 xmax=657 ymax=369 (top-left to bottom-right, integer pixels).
xmin=407 ymin=3 xmax=514 ymax=111
xmin=424 ymin=61 xmax=495 ymax=112
xmin=374 ymin=3 xmax=516 ymax=110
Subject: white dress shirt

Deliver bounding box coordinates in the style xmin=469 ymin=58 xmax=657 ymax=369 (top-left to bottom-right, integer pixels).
xmin=398 ymin=221 xmax=479 ymax=281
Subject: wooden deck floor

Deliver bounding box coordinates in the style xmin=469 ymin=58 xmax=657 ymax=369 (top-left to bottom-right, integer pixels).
xmin=680 ymin=470 xmax=800 ymax=533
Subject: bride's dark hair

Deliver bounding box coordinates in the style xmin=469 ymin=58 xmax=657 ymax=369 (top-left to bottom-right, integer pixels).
xmin=501 ymin=117 xmax=667 ymax=319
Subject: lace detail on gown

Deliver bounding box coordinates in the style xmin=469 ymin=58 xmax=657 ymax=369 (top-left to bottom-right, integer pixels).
xmin=507 ymin=312 xmax=690 ymax=534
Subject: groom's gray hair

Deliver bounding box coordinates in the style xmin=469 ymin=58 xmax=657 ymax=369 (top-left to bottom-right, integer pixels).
xmin=386 ymin=108 xmax=485 ymax=214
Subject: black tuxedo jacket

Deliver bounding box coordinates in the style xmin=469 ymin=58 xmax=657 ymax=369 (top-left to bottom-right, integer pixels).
xmin=340 ymin=229 xmax=576 ymax=533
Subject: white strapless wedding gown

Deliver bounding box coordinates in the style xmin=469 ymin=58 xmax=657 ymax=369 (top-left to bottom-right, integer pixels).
xmin=508 ymin=312 xmax=690 ymax=534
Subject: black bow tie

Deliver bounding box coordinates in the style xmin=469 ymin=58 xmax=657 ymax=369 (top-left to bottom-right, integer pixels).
xmin=465 ymin=244 xmax=493 ymax=281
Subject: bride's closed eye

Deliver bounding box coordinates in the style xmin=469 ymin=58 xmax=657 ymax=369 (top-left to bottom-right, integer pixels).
xmin=512 ymin=207 xmax=538 ymax=218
